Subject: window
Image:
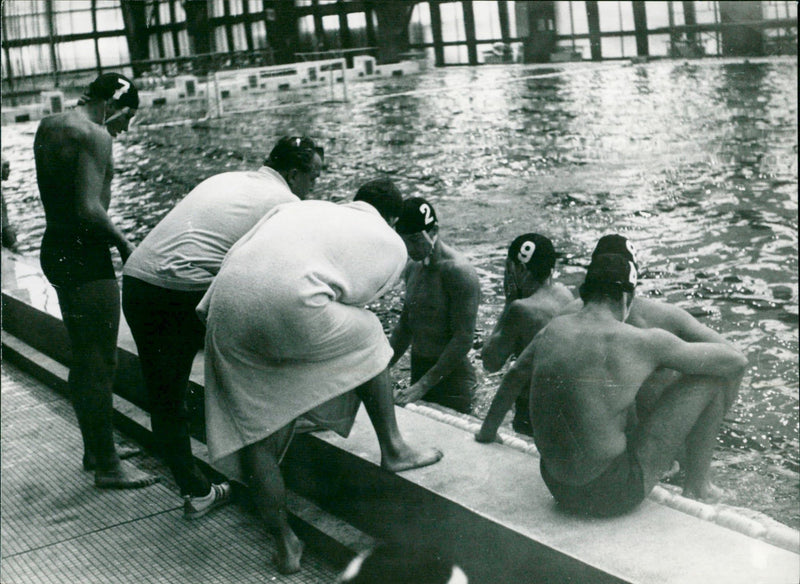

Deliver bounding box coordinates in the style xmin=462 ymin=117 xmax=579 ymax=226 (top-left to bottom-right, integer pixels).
xmin=56 ymin=39 xmax=97 ymax=70
xmin=97 ymin=36 xmax=131 ymax=67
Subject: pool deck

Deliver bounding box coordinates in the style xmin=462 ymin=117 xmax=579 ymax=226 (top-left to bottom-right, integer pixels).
xmin=2 ymin=248 xmax=799 ymax=584
xmin=1 ymin=360 xmax=352 ymax=584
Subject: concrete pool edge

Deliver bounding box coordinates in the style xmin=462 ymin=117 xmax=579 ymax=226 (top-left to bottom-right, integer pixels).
xmin=1 ymin=249 xmax=798 ymax=583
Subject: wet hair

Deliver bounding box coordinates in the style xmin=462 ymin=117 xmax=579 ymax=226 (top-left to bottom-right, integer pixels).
xmin=507 ymin=233 xmax=556 ymax=283
xmin=80 ymin=73 xmax=139 ymax=109
xmin=265 ymin=136 xmax=324 ymax=173
xmin=395 ymin=196 xmax=438 ymax=235
xmin=337 ymin=543 xmax=465 ymax=584
xmin=579 ymin=253 xmax=638 ymax=303
xmin=354 ymin=178 xmax=404 ymax=222
xmin=592 ymin=234 xmax=639 ymax=270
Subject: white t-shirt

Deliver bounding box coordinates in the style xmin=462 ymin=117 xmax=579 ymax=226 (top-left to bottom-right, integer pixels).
xmin=123 ymin=166 xmax=298 ymax=291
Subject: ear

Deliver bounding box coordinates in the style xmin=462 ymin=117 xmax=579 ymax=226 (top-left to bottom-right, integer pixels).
xmin=286 ymin=168 xmax=299 ymax=185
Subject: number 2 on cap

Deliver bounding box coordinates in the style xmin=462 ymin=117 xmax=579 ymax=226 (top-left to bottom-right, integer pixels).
xmin=420 ymin=203 xmax=434 ymax=225
xmin=518 ymin=241 xmax=535 ymax=264
xmin=112 ymin=79 xmax=131 ymax=101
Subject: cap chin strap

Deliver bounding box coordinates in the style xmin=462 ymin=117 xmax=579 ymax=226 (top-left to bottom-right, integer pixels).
xmin=422 ymin=230 xmax=437 ymax=266
xmin=103 ymin=106 xmax=130 ymax=125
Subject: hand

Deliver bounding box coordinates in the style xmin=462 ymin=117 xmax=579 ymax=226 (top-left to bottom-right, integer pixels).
xmin=394 ymin=381 xmax=428 ymax=406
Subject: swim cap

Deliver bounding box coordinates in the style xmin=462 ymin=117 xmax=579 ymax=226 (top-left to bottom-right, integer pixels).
xmin=395 ymin=197 xmax=437 ymax=235
xmin=507 ymin=233 xmax=556 ymax=281
xmin=266 ymin=136 xmax=324 ymax=173
xmin=591 ymin=234 xmax=638 ymax=268
xmin=355 ymin=178 xmax=403 ymax=220
xmin=85 ymin=73 xmax=139 ymax=109
xmin=584 ymin=253 xmax=638 ymax=293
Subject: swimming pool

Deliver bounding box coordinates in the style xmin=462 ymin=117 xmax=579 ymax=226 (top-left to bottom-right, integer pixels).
xmin=2 ymin=56 xmax=797 ymax=528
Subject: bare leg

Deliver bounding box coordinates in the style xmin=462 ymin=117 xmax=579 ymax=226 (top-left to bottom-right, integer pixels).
xmin=355 ymin=369 xmax=443 ymax=472
xmin=57 ymin=281 xmax=157 ymax=489
xmin=635 ymin=374 xmax=726 ymax=502
xmin=241 ymin=426 xmax=304 ymax=574
xmin=681 ymin=391 xmax=726 ymax=501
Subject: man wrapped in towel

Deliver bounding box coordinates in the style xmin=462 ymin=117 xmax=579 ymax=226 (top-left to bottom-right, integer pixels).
xmin=197 ymin=180 xmax=443 ymax=575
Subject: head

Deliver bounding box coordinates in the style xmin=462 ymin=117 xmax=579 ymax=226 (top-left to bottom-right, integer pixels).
xmin=336 ymin=543 xmax=468 ymax=584
xmin=504 ymin=233 xmax=557 ymax=300
xmin=1 ymin=156 xmax=9 ymax=181
xmin=579 ymin=253 xmax=638 ymax=320
xmin=591 ymin=234 xmax=639 ymax=272
xmin=395 ymin=196 xmax=439 ymax=262
xmin=81 ymin=73 xmax=139 ymax=137
xmin=354 ymin=178 xmax=404 ymax=226
xmin=265 ymin=136 xmax=324 ymax=198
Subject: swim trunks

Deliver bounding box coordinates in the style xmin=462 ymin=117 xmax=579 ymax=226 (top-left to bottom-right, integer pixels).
xmin=540 ymin=440 xmax=646 ymax=517
xmin=411 ymin=354 xmax=476 ymax=414
xmin=40 ymin=228 xmax=114 ymax=289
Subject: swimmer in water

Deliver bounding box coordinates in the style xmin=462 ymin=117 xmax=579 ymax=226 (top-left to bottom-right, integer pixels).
xmin=477 ymin=233 xmax=573 ymax=437
xmin=34 ymin=73 xmax=156 ymax=489
xmin=390 ymin=197 xmax=481 ymax=414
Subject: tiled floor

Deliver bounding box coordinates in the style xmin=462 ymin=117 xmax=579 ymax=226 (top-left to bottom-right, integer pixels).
xmin=0 ymin=362 xmax=340 ymax=584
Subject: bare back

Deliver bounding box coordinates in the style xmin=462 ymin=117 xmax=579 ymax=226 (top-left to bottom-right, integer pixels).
xmin=530 ymin=313 xmax=659 ymax=484
xmin=34 ymin=110 xmax=113 ymax=229
xmin=482 ymin=282 xmax=574 ymax=371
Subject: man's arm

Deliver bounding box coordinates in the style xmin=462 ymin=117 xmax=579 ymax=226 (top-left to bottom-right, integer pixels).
xmin=639 ymin=298 xmax=729 ymax=344
xmin=647 ymin=328 xmax=747 ymax=380
xmin=74 ymin=132 xmax=135 ymax=261
xmin=395 ymin=262 xmax=481 ymax=405
xmin=476 ymin=337 xmax=537 ymax=443
xmin=481 ymin=302 xmax=519 ymax=373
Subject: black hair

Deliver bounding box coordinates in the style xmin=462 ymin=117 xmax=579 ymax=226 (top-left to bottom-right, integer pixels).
xmin=354 ymin=178 xmax=404 ymax=222
xmin=265 ymin=136 xmax=324 ymax=173
xmin=579 ymin=280 xmax=627 ymax=303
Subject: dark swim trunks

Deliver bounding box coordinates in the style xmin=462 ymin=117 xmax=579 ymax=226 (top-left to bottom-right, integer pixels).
xmin=411 ymin=354 xmax=477 ymax=414
xmin=540 ymin=443 xmax=646 ymax=517
xmin=40 ymin=228 xmax=115 ymax=289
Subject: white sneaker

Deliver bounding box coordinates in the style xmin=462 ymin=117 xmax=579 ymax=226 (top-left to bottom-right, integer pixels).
xmin=183 ymin=482 xmax=232 ymax=520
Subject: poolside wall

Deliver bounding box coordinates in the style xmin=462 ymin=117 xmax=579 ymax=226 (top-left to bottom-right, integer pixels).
xmin=1 ymin=250 xmax=798 ymax=584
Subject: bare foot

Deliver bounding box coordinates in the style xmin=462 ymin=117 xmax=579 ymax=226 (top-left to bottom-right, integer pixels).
xmin=683 ymin=481 xmax=726 ymax=504
xmin=382 ymin=445 xmax=443 ymax=473
xmin=95 ymin=460 xmax=159 ymax=489
xmin=83 ymin=445 xmax=142 ymax=471
xmin=274 ymin=535 xmax=304 ymax=575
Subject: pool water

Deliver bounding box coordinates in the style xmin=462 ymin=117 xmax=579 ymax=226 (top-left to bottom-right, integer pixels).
xmin=2 ymin=57 xmax=797 ymax=528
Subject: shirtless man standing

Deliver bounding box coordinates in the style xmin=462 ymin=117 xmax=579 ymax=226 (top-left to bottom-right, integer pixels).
xmin=486 ymin=254 xmax=746 ymax=514
xmin=479 ymin=234 xmax=573 ymax=435
xmin=390 ymin=197 xmax=481 ymax=414
xmin=34 ymin=73 xmax=156 ymax=489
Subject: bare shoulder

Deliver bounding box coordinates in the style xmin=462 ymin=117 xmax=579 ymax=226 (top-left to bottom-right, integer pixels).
xmin=510 ymin=297 xmax=550 ymax=329
xmin=551 ymin=282 xmax=575 ymax=303
xmin=630 ymin=296 xmax=720 ymax=342
xmin=439 ymin=251 xmax=480 ymax=289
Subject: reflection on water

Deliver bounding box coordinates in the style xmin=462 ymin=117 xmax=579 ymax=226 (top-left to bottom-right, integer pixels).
xmin=2 ymin=58 xmax=797 ymax=526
